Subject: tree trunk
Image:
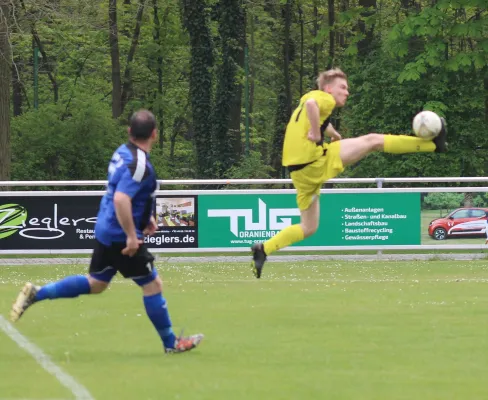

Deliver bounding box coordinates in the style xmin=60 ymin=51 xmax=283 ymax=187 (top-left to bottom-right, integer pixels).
xmin=181 ymin=0 xmax=214 ymax=178
xmin=357 ymin=0 xmax=376 ymax=57
xmin=249 ymin=11 xmax=255 ymax=127
xmin=337 ymin=0 xmax=348 ymax=48
xmin=270 ymin=1 xmax=292 ymax=178
xmin=401 ymin=0 xmax=423 ymax=55
xmin=484 ymin=67 xmax=488 ymax=124
xmin=152 ymin=0 xmax=164 ymax=148
xmin=0 ymin=0 xmax=11 ymax=181
xmin=312 ymin=2 xmax=319 ymax=85
xmin=120 ymin=0 xmax=146 ymax=114
xmin=109 ymin=0 xmax=122 ymax=118
xmin=12 ymin=59 xmax=22 ymax=116
xmin=299 ymin=5 xmax=304 ymax=96
xmin=327 ymin=0 xmax=335 ymax=69
xmin=227 ymin=2 xmax=246 ymax=164
xmin=32 ymin=29 xmax=58 ymax=103
xmin=211 ymin=0 xmax=245 ymax=175
xmin=283 ymin=0 xmax=292 ymax=118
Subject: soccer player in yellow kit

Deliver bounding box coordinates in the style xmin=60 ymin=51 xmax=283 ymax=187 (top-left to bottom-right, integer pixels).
xmin=251 ymin=68 xmax=447 ymax=278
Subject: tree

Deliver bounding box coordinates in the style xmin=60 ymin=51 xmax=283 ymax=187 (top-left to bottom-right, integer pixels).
xmin=327 ymin=0 xmax=335 ymax=68
xmin=357 ymin=0 xmax=376 ymax=58
xmin=151 ymin=0 xmax=164 ymax=148
xmin=2 ymin=0 xmax=485 ymax=183
xmin=270 ymin=0 xmax=293 ymax=178
xmin=181 ymin=0 xmax=214 ymax=178
xmin=212 ymin=0 xmax=246 ymax=174
xmin=423 ymin=193 xmax=464 ymax=215
xmin=120 ymin=0 xmax=146 ymax=113
xmin=109 ymin=0 xmax=122 ymax=118
xmin=0 ymin=0 xmax=10 ymax=181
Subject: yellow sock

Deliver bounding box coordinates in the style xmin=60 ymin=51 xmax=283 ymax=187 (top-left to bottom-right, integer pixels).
xmin=384 ymin=134 xmax=435 ymax=154
xmin=263 ymin=224 xmax=304 ymax=256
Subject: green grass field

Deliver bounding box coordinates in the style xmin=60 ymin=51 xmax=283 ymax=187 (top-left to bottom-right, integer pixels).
xmin=1 ymin=260 xmax=488 ymax=400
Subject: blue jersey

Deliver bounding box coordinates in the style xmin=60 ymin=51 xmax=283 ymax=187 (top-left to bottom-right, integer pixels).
xmin=95 ymin=142 xmax=157 ymax=245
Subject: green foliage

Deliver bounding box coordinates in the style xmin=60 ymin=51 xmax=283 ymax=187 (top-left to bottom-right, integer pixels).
xmin=423 ymin=193 xmax=464 ymax=212
xmin=473 ymin=193 xmax=488 ymax=207
xmin=225 ymin=150 xmax=274 ymax=180
xmin=11 ymin=98 xmax=123 ymax=180
xmin=5 ymin=0 xmax=487 ymax=183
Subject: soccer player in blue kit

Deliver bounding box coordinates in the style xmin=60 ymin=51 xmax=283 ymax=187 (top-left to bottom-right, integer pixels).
xmin=11 ymin=110 xmax=203 ymax=354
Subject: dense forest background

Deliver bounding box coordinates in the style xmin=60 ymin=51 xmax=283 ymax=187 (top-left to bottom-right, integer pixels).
xmin=0 ymin=0 xmax=487 ymax=183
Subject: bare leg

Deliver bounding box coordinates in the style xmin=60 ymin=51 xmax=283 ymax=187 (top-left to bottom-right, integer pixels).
xmin=339 ymin=134 xmax=384 ymax=167
xmin=141 ymin=275 xmax=163 ymax=296
xmin=87 ymin=275 xmax=109 ymax=294
xmin=300 ymin=195 xmax=320 ymax=238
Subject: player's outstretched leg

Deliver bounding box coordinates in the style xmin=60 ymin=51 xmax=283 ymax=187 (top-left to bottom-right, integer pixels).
xmin=11 ymin=275 xmax=94 ymax=322
xmin=251 ymin=243 xmax=267 ymax=279
xmin=138 ymin=269 xmax=204 ymax=354
xmin=11 ymin=282 xmax=39 ymax=322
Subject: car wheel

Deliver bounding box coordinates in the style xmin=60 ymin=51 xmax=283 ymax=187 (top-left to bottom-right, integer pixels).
xmin=433 ymin=227 xmax=447 ymax=240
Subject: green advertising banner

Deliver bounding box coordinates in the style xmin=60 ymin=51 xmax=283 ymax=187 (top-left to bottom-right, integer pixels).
xmin=322 ymin=192 xmax=421 ymax=245
xmin=197 ymin=192 xmax=420 ymax=248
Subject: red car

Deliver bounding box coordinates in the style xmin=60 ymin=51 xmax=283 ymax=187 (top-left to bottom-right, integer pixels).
xmin=428 ymin=207 xmax=488 ymax=240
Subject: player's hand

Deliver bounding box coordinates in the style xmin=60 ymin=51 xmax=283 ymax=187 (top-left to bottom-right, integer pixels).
xmin=122 ymin=236 xmax=142 ymax=257
xmin=330 ymin=132 xmax=342 ymax=142
xmin=143 ymin=216 xmax=157 ymax=236
xmin=307 ymin=130 xmax=321 ymax=142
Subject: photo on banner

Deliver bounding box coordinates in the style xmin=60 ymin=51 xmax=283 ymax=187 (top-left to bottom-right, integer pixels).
xmin=147 ymin=196 xmax=198 ymax=248
xmin=420 ymin=191 xmax=488 ymax=245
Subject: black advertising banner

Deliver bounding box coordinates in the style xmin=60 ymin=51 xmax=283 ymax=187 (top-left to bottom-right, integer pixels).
xmin=0 ymin=195 xmax=198 ymax=251
xmin=0 ymin=196 xmax=101 ymax=250
xmin=146 ymin=195 xmax=198 ymax=248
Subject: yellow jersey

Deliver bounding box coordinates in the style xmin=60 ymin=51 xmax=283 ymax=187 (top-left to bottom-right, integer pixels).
xmin=282 ymin=90 xmax=336 ymax=166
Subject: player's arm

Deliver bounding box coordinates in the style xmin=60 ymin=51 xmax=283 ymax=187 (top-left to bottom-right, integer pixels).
xmin=114 ymin=191 xmax=141 ymax=256
xmin=325 ymin=123 xmax=342 ymax=142
xmin=143 ymin=215 xmax=157 ymax=236
xmin=305 ymin=99 xmax=322 ymax=143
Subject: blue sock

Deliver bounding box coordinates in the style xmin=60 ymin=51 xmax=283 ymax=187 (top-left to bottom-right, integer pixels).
xmin=144 ymin=293 xmax=176 ymax=349
xmin=35 ymin=275 xmax=91 ymax=301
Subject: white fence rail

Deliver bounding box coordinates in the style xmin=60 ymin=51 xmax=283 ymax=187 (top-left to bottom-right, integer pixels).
xmin=2 ymin=177 xmax=488 ymax=187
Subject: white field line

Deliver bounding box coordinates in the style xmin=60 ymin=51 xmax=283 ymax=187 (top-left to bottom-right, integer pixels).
xmin=0 ymin=316 xmax=94 ymax=400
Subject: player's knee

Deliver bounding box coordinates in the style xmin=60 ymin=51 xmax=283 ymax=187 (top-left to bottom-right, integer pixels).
xmin=142 ymin=276 xmax=163 ymax=295
xmin=301 ymin=221 xmax=318 ymax=238
xmin=364 ymin=133 xmax=384 ymax=150
xmin=87 ymin=276 xmax=109 ymax=294
xmin=152 ymin=276 xmax=163 ymax=292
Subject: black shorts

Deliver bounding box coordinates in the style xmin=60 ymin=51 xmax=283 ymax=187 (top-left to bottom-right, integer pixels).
xmin=89 ymin=240 xmax=155 ymax=280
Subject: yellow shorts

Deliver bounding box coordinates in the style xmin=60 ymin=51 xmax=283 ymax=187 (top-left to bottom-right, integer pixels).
xmin=289 ymin=141 xmax=344 ymax=211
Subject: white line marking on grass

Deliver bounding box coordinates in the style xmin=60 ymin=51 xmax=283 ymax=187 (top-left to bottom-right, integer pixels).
xmin=0 ymin=316 xmax=95 ymax=400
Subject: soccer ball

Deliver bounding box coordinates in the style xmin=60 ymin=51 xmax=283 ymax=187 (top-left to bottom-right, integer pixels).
xmin=412 ymin=111 xmax=443 ymax=139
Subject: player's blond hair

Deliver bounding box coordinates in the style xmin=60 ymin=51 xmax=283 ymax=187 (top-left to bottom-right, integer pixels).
xmin=316 ymin=68 xmax=348 ymax=90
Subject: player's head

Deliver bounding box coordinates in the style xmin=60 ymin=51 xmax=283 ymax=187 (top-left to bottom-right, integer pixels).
xmin=316 ymin=68 xmax=349 ymax=107
xmin=128 ymin=110 xmax=157 ymax=142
